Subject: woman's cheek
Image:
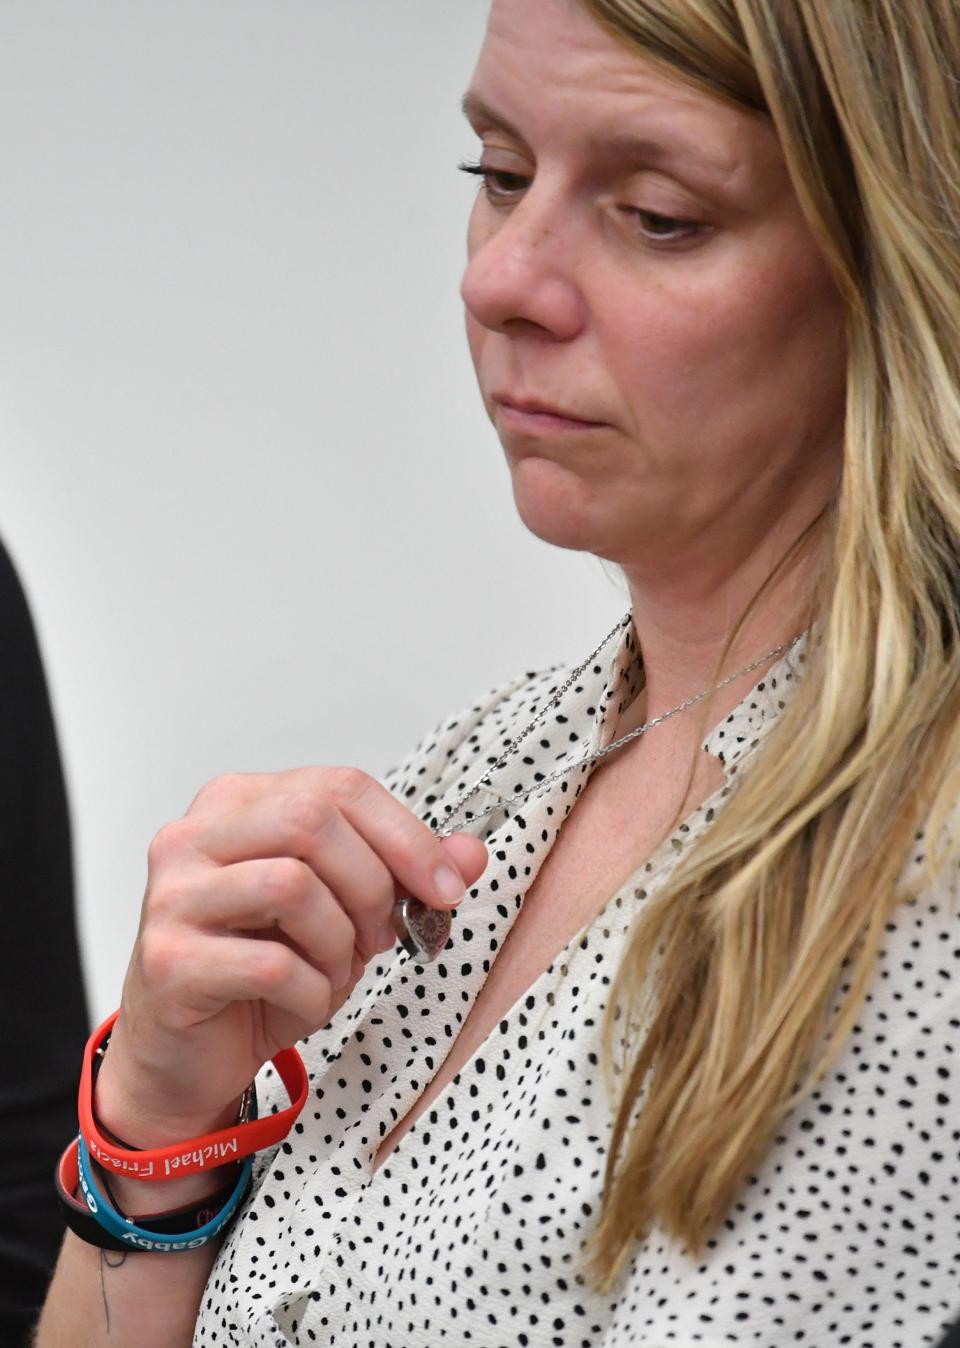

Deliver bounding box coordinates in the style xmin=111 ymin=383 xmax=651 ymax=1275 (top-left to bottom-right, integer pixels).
xmin=604 ymin=275 xmax=758 ymax=406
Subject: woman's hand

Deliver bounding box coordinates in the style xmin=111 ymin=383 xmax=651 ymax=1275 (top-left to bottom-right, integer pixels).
xmin=94 ymin=767 xmax=489 ymax=1147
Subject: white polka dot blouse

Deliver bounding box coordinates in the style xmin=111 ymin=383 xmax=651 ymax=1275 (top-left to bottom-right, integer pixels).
xmin=193 ymin=618 xmax=960 ymax=1347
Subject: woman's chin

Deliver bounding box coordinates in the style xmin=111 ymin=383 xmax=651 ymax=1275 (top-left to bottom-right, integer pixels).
xmin=508 ymin=462 xmax=611 ymax=555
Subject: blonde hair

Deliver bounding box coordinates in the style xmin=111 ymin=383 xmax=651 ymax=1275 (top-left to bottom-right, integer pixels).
xmin=576 ymin=0 xmax=960 ymax=1292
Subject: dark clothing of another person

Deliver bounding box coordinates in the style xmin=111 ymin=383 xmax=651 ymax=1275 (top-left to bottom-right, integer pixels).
xmin=0 ymin=539 xmax=88 ymax=1343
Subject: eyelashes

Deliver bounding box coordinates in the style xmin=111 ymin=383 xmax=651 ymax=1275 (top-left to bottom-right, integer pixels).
xmin=457 ymin=159 xmax=703 ymax=246
xmin=459 ymin=160 xmax=528 ymax=197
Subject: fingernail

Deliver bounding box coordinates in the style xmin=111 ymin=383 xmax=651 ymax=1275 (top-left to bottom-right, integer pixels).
xmin=433 ymin=863 xmax=465 ymax=907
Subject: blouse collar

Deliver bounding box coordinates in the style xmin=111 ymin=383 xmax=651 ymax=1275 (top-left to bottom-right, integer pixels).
xmin=590 ymin=613 xmax=807 ymax=784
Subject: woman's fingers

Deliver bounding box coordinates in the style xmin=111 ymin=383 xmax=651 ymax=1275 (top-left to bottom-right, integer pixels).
xmin=174 ymin=797 xmax=400 ymax=960
xmin=173 ymin=769 xmax=478 ymax=956
xmin=163 ymin=858 xmax=359 ymax=991
xmin=437 ymin=832 xmax=489 ymax=889
xmin=144 ymin=930 xmax=338 ymax=1036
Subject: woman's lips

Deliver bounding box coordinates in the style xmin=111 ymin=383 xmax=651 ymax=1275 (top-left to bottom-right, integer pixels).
xmin=493 ymin=395 xmax=608 ymax=434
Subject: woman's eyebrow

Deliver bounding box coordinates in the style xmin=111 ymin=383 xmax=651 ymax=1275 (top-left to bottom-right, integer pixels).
xmin=461 ymin=93 xmax=526 ymax=140
xmin=460 ymin=91 xmax=736 ymax=182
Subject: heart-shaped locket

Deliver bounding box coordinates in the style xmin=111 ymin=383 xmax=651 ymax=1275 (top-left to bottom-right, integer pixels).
xmin=391 ymin=897 xmax=452 ymax=962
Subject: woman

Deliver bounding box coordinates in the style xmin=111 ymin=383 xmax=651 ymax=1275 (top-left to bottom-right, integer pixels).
xmin=35 ymin=0 xmax=960 ymax=1344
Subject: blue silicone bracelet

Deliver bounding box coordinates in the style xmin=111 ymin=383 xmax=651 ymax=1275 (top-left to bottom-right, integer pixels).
xmin=76 ymin=1134 xmax=253 ymax=1252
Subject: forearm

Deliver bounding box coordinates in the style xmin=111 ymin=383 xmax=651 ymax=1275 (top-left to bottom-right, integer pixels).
xmin=34 ymin=1052 xmax=244 ymax=1348
xmin=32 ymin=1226 xmax=219 ymax=1348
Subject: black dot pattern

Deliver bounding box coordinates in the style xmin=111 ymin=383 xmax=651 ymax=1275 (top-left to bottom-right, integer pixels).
xmin=193 ymin=625 xmax=960 ymax=1346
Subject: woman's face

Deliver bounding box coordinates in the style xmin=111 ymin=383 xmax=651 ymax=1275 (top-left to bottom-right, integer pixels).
xmin=462 ymin=0 xmax=847 ymax=572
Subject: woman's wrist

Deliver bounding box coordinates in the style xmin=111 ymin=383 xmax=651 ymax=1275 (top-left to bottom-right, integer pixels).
xmin=91 ymin=1158 xmax=244 ymax=1222
xmin=92 ymin=1046 xmax=245 ymax=1153
xmin=87 ymin=1041 xmax=252 ymax=1217
xmin=90 ymin=1059 xmax=245 ymax=1216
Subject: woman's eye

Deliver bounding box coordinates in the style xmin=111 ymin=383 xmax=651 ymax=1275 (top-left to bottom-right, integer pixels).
xmin=623 ymin=208 xmax=703 ymax=245
xmin=457 ymin=160 xmax=704 ymax=246
xmin=458 ymin=160 xmax=529 ymax=202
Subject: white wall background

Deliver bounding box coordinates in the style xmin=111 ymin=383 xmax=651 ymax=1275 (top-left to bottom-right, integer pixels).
xmin=0 ymin=1 xmax=626 ymax=1024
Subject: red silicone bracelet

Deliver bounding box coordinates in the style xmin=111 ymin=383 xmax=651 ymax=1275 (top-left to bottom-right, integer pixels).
xmin=78 ymin=1010 xmax=308 ymax=1182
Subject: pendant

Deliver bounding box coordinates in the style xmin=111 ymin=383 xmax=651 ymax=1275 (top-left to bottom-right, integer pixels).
xmin=391 ymin=897 xmax=452 ymax=963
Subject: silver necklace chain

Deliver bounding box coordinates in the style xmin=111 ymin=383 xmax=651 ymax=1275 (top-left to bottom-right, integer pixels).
xmin=393 ymin=612 xmax=803 ymax=963
xmin=435 ymin=612 xmax=802 ymax=839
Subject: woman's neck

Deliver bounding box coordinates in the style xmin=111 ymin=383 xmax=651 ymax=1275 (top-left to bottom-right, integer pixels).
xmin=618 ymin=518 xmax=821 ymax=728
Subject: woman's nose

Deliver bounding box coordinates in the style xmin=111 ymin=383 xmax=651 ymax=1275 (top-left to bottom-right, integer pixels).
xmin=460 ymin=198 xmax=585 ymax=341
